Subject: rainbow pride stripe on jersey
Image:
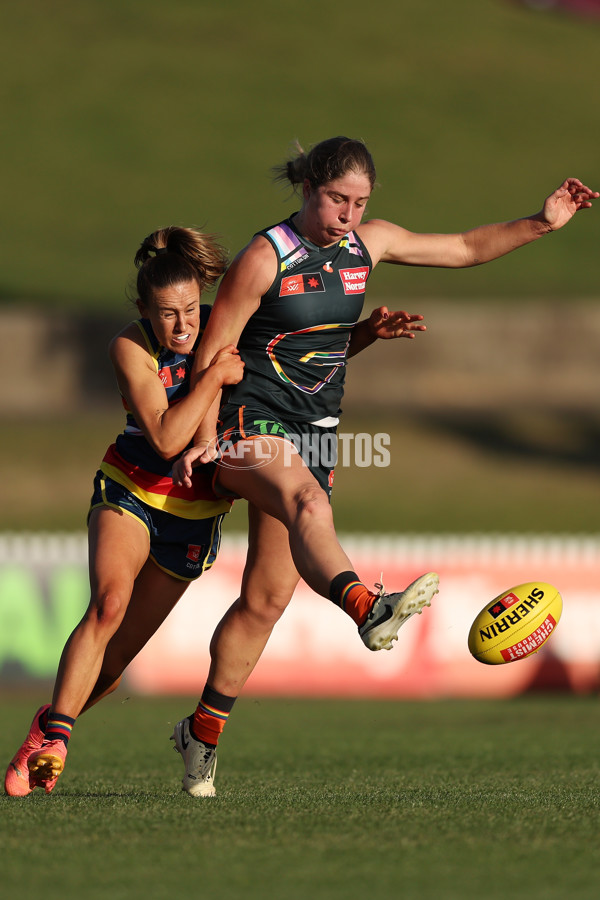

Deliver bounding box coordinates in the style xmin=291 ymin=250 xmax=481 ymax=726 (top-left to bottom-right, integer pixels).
xmin=265 ymin=222 xmax=309 ymax=272
xmin=265 ymin=222 xmax=365 ymax=272
xmin=266 ymin=323 xmax=352 ymax=394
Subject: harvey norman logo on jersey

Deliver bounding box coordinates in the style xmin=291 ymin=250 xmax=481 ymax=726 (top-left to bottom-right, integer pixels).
xmin=339 ymin=266 xmax=369 ymax=294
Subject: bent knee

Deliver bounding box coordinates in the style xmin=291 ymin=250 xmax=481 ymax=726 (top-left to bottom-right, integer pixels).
xmin=240 ymin=590 xmax=292 ymax=629
xmin=294 ymin=482 xmax=330 ymax=519
xmin=86 ymin=588 xmax=129 ymax=633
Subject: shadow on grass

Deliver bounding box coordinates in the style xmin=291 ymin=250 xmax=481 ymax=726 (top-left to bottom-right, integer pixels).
xmin=421 ymin=410 xmax=600 ymax=470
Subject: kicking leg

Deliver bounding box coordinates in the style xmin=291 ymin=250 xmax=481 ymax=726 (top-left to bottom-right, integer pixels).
xmin=218 ymin=439 xmax=439 ymax=648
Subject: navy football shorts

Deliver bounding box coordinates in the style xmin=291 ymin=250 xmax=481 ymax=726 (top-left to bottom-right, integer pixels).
xmin=89 ymin=471 xmax=225 ymax=582
xmin=216 ymin=404 xmax=337 ymax=499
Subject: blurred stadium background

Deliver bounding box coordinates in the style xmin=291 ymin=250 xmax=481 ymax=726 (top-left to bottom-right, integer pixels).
xmin=1 ymin=0 xmax=599 ymax=696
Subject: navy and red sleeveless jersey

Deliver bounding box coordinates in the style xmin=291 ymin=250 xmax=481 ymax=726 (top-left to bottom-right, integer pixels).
xmin=100 ymin=307 xmax=231 ymax=520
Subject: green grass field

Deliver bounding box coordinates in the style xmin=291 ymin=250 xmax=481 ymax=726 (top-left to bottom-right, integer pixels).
xmin=2 ymin=0 xmax=599 ymax=308
xmin=1 ymin=694 xmax=598 ymax=900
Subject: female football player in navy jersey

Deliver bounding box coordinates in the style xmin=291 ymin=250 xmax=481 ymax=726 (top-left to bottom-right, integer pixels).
xmin=4 ymin=227 xmax=244 ymax=797
xmin=170 ymin=136 xmax=596 ymax=797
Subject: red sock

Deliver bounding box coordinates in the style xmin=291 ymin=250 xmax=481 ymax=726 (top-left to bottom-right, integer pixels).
xmin=191 ymin=685 xmax=236 ymax=747
xmin=329 ymin=571 xmax=377 ymax=626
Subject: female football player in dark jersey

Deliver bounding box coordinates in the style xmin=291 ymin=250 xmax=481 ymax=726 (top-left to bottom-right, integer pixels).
xmin=169 ymin=136 xmax=596 ymax=797
xmin=4 ymin=227 xmax=244 ymax=797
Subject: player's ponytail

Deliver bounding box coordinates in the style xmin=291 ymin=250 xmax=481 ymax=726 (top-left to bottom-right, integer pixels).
xmin=272 ymin=136 xmax=376 ymax=192
xmin=134 ymin=226 xmax=229 ymax=306
xmin=272 ymin=140 xmax=309 ymax=187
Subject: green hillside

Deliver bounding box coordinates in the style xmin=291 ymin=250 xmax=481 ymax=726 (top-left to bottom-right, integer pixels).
xmin=1 ymin=0 xmax=598 ymax=309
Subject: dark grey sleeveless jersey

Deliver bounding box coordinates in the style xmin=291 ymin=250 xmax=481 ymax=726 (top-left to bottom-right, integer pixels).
xmin=224 ymin=215 xmax=373 ymax=422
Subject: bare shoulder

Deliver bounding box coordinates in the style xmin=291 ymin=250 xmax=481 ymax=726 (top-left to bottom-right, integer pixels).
xmin=357 ymin=218 xmax=412 ymax=265
xmin=108 ymin=320 xmax=148 ymax=367
xmin=221 ymin=233 xmax=278 ymax=298
xmin=358 ymin=219 xmax=428 ymax=266
xmin=232 ymin=233 xmax=277 ymax=271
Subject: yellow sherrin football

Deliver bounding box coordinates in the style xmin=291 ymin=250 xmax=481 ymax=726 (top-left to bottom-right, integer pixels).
xmin=468 ymin=582 xmax=562 ymax=665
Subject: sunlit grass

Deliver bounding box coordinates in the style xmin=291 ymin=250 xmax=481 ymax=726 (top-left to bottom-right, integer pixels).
xmin=1 ymin=695 xmax=598 ymax=900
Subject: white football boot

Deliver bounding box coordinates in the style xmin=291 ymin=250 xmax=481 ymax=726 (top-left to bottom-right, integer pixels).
xmin=359 ymin=572 xmax=439 ymax=651
xmin=170 ymin=716 xmax=217 ymax=797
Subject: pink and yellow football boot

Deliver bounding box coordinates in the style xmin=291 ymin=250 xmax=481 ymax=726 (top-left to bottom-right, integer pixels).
xmin=4 ymin=704 xmax=50 ymax=797
xmin=28 ymin=740 xmax=68 ymax=794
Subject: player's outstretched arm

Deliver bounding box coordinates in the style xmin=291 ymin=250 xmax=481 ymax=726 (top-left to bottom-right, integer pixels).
xmin=360 ymin=177 xmax=598 ymax=269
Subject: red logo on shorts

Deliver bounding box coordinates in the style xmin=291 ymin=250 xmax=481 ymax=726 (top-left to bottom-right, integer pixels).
xmin=186 ymin=544 xmax=203 ymax=562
